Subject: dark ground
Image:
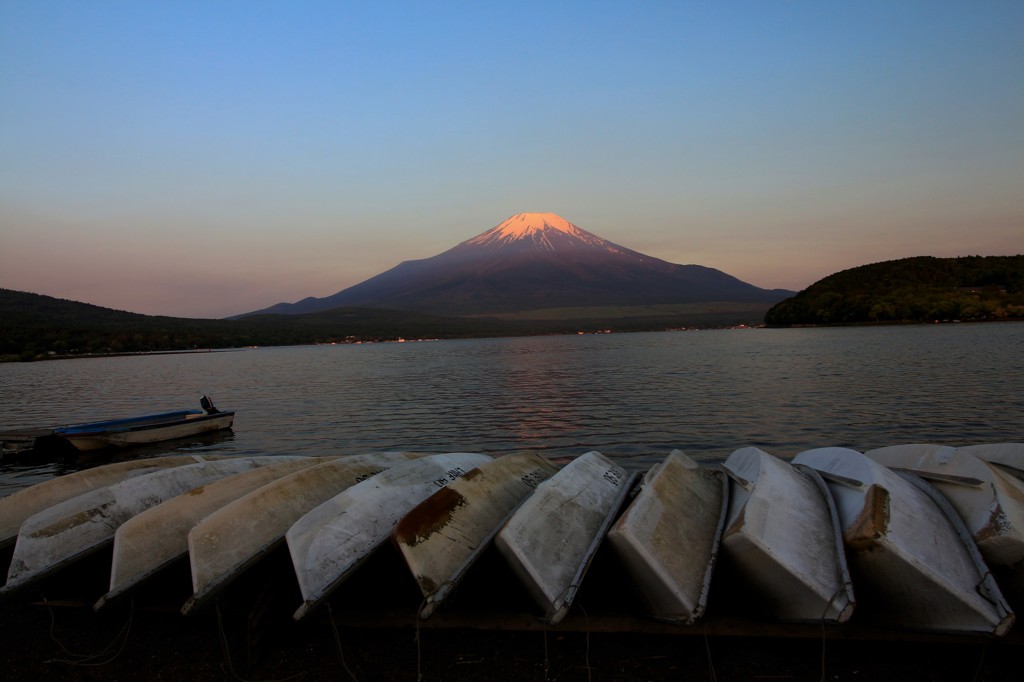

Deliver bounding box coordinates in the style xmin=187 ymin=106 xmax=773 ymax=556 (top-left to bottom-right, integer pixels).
xmin=1 ymin=599 xmax=1021 ymax=682
xmin=2 ymin=537 xmax=1021 ymax=681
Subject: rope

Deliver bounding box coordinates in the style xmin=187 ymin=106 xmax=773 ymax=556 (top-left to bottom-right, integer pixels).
xmin=216 ymin=600 xmax=301 ymax=682
xmin=542 ymin=623 xmax=550 ymax=681
xmin=415 ymin=597 xmax=425 ymax=682
xmin=578 ymin=603 xmax=593 ymax=682
xmin=703 ymin=632 xmax=717 ymax=682
xmin=327 ymin=603 xmax=359 ymax=682
xmin=815 ymin=583 xmax=850 ymax=682
xmin=971 ymin=640 xmax=988 ymax=682
xmin=45 ymin=596 xmax=134 ymax=667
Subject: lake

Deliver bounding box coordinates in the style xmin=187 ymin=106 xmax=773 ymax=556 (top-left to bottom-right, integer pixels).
xmin=1 ymin=323 xmax=1021 ymax=495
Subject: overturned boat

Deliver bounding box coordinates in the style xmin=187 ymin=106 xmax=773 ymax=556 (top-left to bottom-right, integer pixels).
xmin=959 ymin=443 xmax=1024 ymax=481
xmin=866 ymin=443 xmax=1024 ymax=607
xmin=794 ymin=447 xmax=1014 ymax=636
xmin=607 ymin=450 xmax=727 ymax=624
xmin=288 ymin=452 xmax=492 ymax=620
xmin=495 ymin=450 xmax=635 ymax=625
xmin=183 ymin=451 xmax=427 ymax=614
xmin=393 ymin=451 xmax=559 ymax=619
xmin=0 ymin=455 xmax=221 ymax=549
xmin=96 ymin=456 xmax=323 ymax=609
xmin=719 ymin=447 xmax=854 ymax=623
xmin=2 ymin=457 xmax=283 ymax=595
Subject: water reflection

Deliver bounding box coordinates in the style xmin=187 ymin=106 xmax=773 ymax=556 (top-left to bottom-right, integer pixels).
xmin=1 ymin=323 xmax=1022 ymax=493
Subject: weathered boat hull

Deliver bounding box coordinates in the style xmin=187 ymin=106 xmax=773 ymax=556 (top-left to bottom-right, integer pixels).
xmin=959 ymin=443 xmax=1024 ymax=482
xmin=288 ymin=452 xmax=492 ymax=621
xmin=183 ymin=451 xmax=428 ymax=614
xmin=866 ymin=443 xmax=1024 ymax=607
xmin=794 ymin=446 xmax=1014 ymax=636
xmin=96 ymin=456 xmax=324 ymax=609
xmin=0 ymin=455 xmax=221 ymax=549
xmin=720 ymin=447 xmax=854 ymax=623
xmin=393 ymin=452 xmax=559 ymax=619
xmin=495 ymin=450 xmax=635 ymax=625
xmin=607 ymin=450 xmax=727 ymax=624
xmin=2 ymin=457 xmax=284 ymax=595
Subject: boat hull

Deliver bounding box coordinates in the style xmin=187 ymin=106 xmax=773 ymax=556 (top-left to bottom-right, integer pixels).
xmin=97 ymin=456 xmax=323 ymax=609
xmin=288 ymin=452 xmax=492 ymax=620
xmin=183 ymin=451 xmax=428 ymax=614
xmin=866 ymin=443 xmax=1024 ymax=608
xmin=794 ymin=446 xmax=1014 ymax=636
xmin=0 ymin=455 xmax=221 ymax=549
xmin=57 ymin=412 xmax=235 ymax=451
xmin=2 ymin=457 xmax=283 ymax=595
xmin=393 ymin=451 xmax=559 ymax=618
xmin=495 ymin=450 xmax=635 ymax=625
xmin=720 ymin=447 xmax=854 ymax=623
xmin=607 ymin=450 xmax=727 ymax=624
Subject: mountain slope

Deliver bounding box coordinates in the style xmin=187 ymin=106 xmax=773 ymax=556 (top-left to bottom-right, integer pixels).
xmin=243 ymin=213 xmax=791 ymax=317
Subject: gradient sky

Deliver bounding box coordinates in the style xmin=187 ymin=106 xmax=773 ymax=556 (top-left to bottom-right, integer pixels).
xmin=2 ymin=2 xmax=1022 ymax=318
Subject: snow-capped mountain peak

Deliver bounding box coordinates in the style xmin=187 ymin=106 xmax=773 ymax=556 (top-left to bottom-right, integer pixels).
xmin=463 ymin=212 xmax=609 ymax=251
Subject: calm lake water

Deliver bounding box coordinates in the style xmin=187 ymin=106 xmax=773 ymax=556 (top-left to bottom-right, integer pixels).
xmin=1 ymin=323 xmax=1021 ymax=496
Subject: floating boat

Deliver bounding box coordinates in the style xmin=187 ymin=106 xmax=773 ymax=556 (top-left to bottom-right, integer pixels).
xmin=96 ymin=456 xmax=325 ymax=610
xmin=793 ymin=447 xmax=1014 ymax=636
xmin=2 ymin=456 xmax=282 ymax=595
xmin=53 ymin=396 xmax=234 ymax=451
xmin=866 ymin=443 xmax=1024 ymax=606
xmin=718 ymin=447 xmax=854 ymax=623
xmin=288 ymin=452 xmax=491 ymax=620
xmin=393 ymin=452 xmax=559 ymax=619
xmin=495 ymin=450 xmax=635 ymax=625
xmin=0 ymin=455 xmax=222 ymax=549
xmin=959 ymin=443 xmax=1024 ymax=481
xmin=606 ymin=450 xmax=728 ymax=624
xmin=183 ymin=451 xmax=428 ymax=614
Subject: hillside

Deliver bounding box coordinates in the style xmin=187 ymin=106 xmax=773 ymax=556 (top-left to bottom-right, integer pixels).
xmin=764 ymin=256 xmax=1024 ymax=326
xmin=0 ymin=290 xmax=521 ymax=360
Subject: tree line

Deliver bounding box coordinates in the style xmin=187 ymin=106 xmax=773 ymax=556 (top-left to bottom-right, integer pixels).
xmin=764 ymin=256 xmax=1024 ymax=326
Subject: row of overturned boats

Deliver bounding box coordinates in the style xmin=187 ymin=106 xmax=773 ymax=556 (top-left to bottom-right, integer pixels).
xmin=0 ymin=442 xmax=1022 ymax=638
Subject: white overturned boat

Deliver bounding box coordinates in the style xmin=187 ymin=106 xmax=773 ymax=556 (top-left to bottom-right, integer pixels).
xmin=794 ymin=447 xmax=1014 ymax=636
xmin=495 ymin=450 xmax=635 ymax=625
xmin=53 ymin=396 xmax=234 ymax=451
xmin=0 ymin=455 xmax=220 ymax=549
xmin=288 ymin=452 xmax=491 ymax=620
xmin=719 ymin=447 xmax=854 ymax=623
xmin=959 ymin=443 xmax=1024 ymax=481
xmin=183 ymin=451 xmax=427 ymax=614
xmin=2 ymin=457 xmax=283 ymax=595
xmin=866 ymin=443 xmax=1024 ymax=606
xmin=393 ymin=452 xmax=559 ymax=619
xmin=607 ymin=450 xmax=727 ymax=624
xmin=96 ymin=456 xmax=324 ymax=609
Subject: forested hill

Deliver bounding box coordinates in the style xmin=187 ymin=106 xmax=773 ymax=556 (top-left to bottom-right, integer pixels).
xmin=0 ymin=289 xmax=520 ymax=361
xmin=764 ymin=256 xmax=1024 ymax=326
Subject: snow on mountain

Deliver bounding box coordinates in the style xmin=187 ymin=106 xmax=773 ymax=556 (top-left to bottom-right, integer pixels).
xmin=464 ymin=212 xmax=612 ymax=251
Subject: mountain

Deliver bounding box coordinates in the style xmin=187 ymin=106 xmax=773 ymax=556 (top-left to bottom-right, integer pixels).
xmin=241 ymin=213 xmax=792 ymax=317
xmin=764 ymin=255 xmax=1024 ymax=326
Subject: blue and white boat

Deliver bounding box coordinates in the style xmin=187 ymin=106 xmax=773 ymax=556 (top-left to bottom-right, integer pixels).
xmin=53 ymin=396 xmax=234 ymax=451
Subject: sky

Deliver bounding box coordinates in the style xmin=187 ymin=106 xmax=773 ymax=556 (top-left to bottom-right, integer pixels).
xmin=2 ymin=1 xmax=1022 ymax=319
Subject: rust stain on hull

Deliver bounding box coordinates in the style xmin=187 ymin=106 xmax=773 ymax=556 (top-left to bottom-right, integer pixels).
xmin=393 ymin=486 xmax=467 ymax=548
xmin=845 ymin=484 xmax=890 ymax=550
